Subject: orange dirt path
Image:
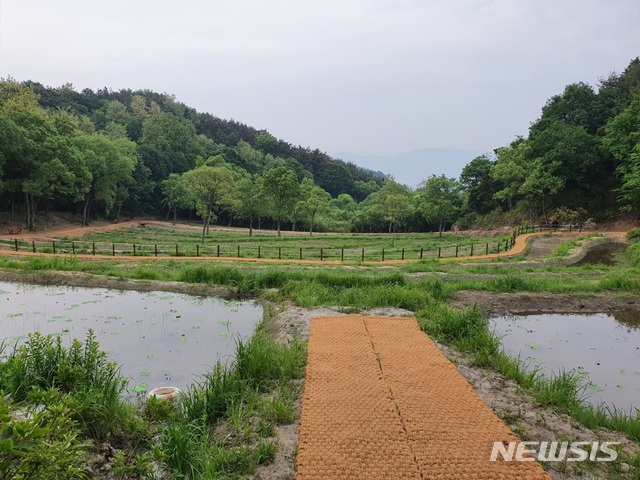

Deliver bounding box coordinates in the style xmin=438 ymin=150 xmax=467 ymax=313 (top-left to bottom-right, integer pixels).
xmin=296 ymin=316 xmax=550 ymax=479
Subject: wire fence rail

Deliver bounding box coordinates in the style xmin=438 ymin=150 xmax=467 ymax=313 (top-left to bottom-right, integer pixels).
xmin=0 ymin=224 xmax=582 ymax=262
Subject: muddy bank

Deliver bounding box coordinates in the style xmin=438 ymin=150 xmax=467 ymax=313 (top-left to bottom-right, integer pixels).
xmin=0 ymin=269 xmax=233 ymax=298
xmin=450 ymin=290 xmax=640 ymax=316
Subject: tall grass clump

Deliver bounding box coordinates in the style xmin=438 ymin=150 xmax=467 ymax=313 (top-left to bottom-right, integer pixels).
xmin=0 ymin=330 xmax=138 ymax=443
xmin=181 ymin=364 xmax=246 ymax=424
xmin=235 ymin=331 xmax=306 ymax=390
xmin=417 ymin=305 xmax=500 ymax=366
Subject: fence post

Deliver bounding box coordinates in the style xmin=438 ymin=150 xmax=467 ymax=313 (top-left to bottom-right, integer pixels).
xmin=93 ymin=243 xmax=96 ymax=255
xmin=470 ymin=244 xmax=474 ymax=256
xmin=258 ymin=246 xmax=261 ymax=259
xmin=361 ymin=248 xmax=365 ymax=262
xmin=382 ymin=249 xmax=385 ymax=262
xmin=299 ymin=247 xmax=302 ymax=260
xmin=438 ymin=246 xmax=441 ymax=258
xmin=505 ymin=240 xmax=509 ymax=251
xmin=14 ymin=239 xmax=18 ymax=252
xmin=196 ymin=244 xmax=200 ymax=257
xmin=217 ymin=245 xmax=220 ymax=257
xmin=155 ymin=244 xmax=158 ymax=257
xmin=320 ymin=248 xmax=324 ymax=261
xmin=112 ymin=243 xmax=115 ymax=256
xmin=341 ymin=248 xmax=344 ymax=262
xmin=237 ymin=245 xmax=240 ymax=258
xmin=32 ymin=241 xmax=35 ymax=253
xmin=401 ymin=248 xmax=405 ymax=260
xmin=175 ymin=245 xmax=179 ymax=257
xmin=52 ymin=241 xmax=56 ymax=254
xmin=497 ymin=242 xmax=500 ymax=253
xmin=455 ymin=245 xmax=458 ymax=257
xmin=133 ymin=244 xmax=136 ymax=256
xmin=278 ymin=247 xmax=282 ymax=260
xmin=485 ymin=243 xmax=488 ymax=255
xmin=72 ymin=242 xmax=75 ymax=255
xmin=420 ymin=247 xmax=423 ymax=259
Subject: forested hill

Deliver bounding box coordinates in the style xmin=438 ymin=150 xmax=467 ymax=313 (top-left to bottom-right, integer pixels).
xmin=19 ymin=81 xmax=380 ymax=196
xmin=1 ymin=57 xmax=639 ymax=235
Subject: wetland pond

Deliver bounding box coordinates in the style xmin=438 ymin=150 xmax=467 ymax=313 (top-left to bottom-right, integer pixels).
xmin=491 ymin=313 xmax=640 ymax=412
xmin=0 ymin=282 xmax=262 ymax=395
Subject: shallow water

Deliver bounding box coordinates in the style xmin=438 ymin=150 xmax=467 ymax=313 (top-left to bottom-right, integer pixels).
xmin=491 ymin=313 xmax=640 ymax=412
xmin=0 ymin=282 xmax=261 ymax=394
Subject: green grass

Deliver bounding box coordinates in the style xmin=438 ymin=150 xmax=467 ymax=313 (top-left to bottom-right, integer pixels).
xmin=548 ymin=234 xmax=603 ymax=258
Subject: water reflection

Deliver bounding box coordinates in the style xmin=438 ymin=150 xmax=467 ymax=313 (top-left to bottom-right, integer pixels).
xmin=612 ymin=311 xmax=640 ymax=331
xmin=491 ymin=312 xmax=640 ymax=412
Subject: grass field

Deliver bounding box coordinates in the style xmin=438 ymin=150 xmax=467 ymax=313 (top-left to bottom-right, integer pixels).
xmin=3 ymin=224 xmax=516 ymax=261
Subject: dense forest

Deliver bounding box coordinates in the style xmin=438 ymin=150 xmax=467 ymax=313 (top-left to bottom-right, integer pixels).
xmin=0 ymin=57 xmax=639 ymax=236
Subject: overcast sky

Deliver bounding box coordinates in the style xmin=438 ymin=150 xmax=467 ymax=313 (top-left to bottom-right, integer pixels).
xmin=0 ymin=0 xmax=638 ymax=157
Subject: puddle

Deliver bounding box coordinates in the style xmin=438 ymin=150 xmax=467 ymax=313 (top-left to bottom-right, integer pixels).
xmin=491 ymin=313 xmax=640 ymax=412
xmin=575 ymin=242 xmax=631 ymax=266
xmin=0 ymin=282 xmax=261 ymax=394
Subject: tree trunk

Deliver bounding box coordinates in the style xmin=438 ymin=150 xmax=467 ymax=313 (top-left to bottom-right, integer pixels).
xmin=277 ymin=220 xmax=281 ymax=237
xmin=309 ymin=213 xmax=315 ymax=236
xmin=165 ymin=207 xmax=171 ymax=221
xmin=173 ymin=208 xmax=177 ymax=225
xmin=291 ymin=221 xmax=296 ymax=231
xmin=249 ymin=217 xmax=253 ymax=237
xmin=201 ymin=219 xmax=208 ymax=244
xmin=82 ymin=196 xmax=92 ymax=227
xmin=25 ymin=193 xmax=39 ymax=232
xmin=188 ymin=210 xmax=193 ymax=224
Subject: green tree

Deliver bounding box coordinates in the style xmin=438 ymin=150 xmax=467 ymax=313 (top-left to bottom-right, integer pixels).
xmin=255 ymin=131 xmax=278 ymax=154
xmin=605 ymin=96 xmax=640 ymax=210
xmin=418 ymin=175 xmax=462 ymax=236
xmin=74 ymin=134 xmax=137 ymax=226
xmin=234 ymin=174 xmax=265 ymax=236
xmin=161 ymin=173 xmax=194 ymax=224
xmin=491 ymin=140 xmax=531 ymax=210
xmin=519 ymin=159 xmax=564 ymax=222
xmin=298 ymin=183 xmax=331 ymax=235
xmin=182 ymin=165 xmax=235 ymax=243
xmin=263 ymin=167 xmax=300 ymax=236
xmin=317 ymin=161 xmax=355 ymax=197
xmin=382 ymin=194 xmax=414 ymax=245
xmin=459 ymin=155 xmax=498 ymax=215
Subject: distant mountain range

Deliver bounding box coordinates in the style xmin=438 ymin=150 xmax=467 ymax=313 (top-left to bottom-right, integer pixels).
xmin=335 ymin=148 xmax=486 ymax=189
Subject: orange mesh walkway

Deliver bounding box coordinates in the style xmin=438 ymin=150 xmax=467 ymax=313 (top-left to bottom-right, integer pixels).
xmin=296 ymin=316 xmax=550 ymax=479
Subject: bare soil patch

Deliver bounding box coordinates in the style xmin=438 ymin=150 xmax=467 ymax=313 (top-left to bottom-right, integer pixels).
xmin=450 ymin=290 xmax=640 ymax=317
